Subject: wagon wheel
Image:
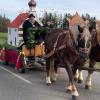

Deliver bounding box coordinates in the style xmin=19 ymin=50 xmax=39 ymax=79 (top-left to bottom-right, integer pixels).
xmin=27 ymin=56 xmax=35 ymax=68
xmin=35 ymin=56 xmax=46 ymax=66
xmin=18 ymin=68 xmax=25 ymax=73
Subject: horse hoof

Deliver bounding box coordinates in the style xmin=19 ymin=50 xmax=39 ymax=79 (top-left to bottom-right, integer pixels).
xmin=66 ymin=89 xmax=72 ymax=93
xmin=77 ymin=80 xmax=83 ymax=84
xmin=51 ymin=79 xmax=56 ymax=83
xmin=85 ymin=85 xmax=92 ymax=90
xmin=72 ymin=95 xmax=78 ymax=100
xmin=46 ymin=83 xmax=52 ymax=86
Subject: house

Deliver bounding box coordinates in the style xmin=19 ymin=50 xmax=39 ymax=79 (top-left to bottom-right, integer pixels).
xmin=8 ymin=0 xmax=43 ymax=47
xmin=8 ymin=12 xmax=29 ymax=46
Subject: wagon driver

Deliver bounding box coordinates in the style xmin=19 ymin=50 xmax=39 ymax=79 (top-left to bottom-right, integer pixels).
xmin=23 ymin=14 xmax=41 ymax=44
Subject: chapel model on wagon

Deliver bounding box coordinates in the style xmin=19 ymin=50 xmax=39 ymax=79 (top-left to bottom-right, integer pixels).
xmin=8 ymin=0 xmax=42 ymax=47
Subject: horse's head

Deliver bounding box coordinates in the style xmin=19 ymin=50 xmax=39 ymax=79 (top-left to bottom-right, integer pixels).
xmin=77 ymin=25 xmax=92 ymax=58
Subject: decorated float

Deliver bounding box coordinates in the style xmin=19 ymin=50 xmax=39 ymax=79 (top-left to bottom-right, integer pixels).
xmin=0 ymin=0 xmax=46 ymax=73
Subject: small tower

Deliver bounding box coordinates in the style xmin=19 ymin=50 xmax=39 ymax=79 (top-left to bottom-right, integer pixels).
xmin=28 ymin=0 xmax=43 ymax=26
xmin=28 ymin=0 xmax=36 ymax=14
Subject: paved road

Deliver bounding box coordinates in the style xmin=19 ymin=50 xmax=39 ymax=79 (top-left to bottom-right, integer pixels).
xmin=0 ymin=64 xmax=100 ymax=100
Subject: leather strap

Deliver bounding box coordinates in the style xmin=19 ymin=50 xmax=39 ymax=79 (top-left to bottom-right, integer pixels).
xmin=45 ymin=44 xmax=66 ymax=58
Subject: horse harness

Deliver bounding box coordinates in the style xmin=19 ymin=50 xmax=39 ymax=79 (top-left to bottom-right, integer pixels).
xmin=44 ymin=29 xmax=89 ymax=61
xmin=45 ymin=30 xmax=79 ymax=58
xmin=44 ymin=31 xmax=67 ymax=59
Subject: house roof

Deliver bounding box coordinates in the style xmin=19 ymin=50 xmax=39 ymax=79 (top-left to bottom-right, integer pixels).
xmin=69 ymin=12 xmax=85 ymax=26
xmin=10 ymin=13 xmax=29 ymax=28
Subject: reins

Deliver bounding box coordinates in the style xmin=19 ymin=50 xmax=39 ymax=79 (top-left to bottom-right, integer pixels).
xmin=44 ymin=44 xmax=66 ymax=58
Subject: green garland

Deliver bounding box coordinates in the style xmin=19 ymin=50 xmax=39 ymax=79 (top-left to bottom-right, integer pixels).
xmin=25 ymin=27 xmax=50 ymax=50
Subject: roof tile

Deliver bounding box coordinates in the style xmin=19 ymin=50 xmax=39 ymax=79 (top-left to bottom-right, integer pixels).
xmin=10 ymin=13 xmax=28 ymax=28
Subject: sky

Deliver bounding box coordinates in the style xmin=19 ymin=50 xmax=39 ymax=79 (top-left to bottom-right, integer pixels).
xmin=0 ymin=0 xmax=100 ymax=21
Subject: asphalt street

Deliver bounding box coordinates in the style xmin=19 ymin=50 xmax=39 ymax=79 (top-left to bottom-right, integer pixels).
xmin=0 ymin=64 xmax=100 ymax=100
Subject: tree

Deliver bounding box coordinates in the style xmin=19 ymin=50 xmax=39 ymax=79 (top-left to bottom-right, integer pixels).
xmin=0 ymin=15 xmax=10 ymax=32
xmin=62 ymin=13 xmax=70 ymax=29
xmin=57 ymin=14 xmax=63 ymax=28
xmin=41 ymin=12 xmax=59 ymax=28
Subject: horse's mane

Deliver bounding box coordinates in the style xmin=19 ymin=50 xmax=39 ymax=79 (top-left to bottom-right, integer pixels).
xmin=97 ymin=29 xmax=100 ymax=45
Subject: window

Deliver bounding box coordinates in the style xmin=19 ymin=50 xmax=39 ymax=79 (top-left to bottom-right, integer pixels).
xmin=9 ymin=28 xmax=11 ymax=35
xmin=15 ymin=28 xmax=17 ymax=32
xmin=15 ymin=37 xmax=16 ymax=45
xmin=10 ymin=41 xmax=12 ymax=44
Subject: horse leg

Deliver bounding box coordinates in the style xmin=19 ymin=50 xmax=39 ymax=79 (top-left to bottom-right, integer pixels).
xmin=76 ymin=60 xmax=85 ymax=83
xmin=73 ymin=68 xmax=83 ymax=83
xmin=50 ymin=60 xmax=58 ymax=82
xmin=46 ymin=58 xmax=52 ymax=85
xmin=46 ymin=57 xmax=57 ymax=85
xmin=85 ymin=60 xmax=96 ymax=89
xmin=49 ymin=58 xmax=57 ymax=82
xmin=73 ymin=68 xmax=79 ymax=82
xmin=77 ymin=69 xmax=83 ymax=83
xmin=63 ymin=59 xmax=79 ymax=99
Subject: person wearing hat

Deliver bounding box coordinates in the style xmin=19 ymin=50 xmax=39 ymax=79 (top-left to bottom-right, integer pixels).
xmin=23 ymin=14 xmax=41 ymax=43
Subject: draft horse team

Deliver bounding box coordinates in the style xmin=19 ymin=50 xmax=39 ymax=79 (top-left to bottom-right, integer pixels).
xmin=44 ymin=20 xmax=100 ymax=99
xmin=20 ymin=15 xmax=99 ymax=100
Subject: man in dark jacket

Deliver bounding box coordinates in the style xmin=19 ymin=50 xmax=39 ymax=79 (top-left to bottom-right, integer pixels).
xmin=23 ymin=14 xmax=41 ymax=43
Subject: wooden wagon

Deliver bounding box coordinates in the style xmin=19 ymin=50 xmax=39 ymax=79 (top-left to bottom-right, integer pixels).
xmin=15 ymin=44 xmax=45 ymax=73
xmin=16 ymin=28 xmax=47 ymax=73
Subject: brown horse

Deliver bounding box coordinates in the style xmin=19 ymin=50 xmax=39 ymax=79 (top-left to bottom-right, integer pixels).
xmin=76 ymin=28 xmax=100 ymax=90
xmin=74 ymin=19 xmax=100 ymax=89
xmin=45 ymin=25 xmax=91 ymax=99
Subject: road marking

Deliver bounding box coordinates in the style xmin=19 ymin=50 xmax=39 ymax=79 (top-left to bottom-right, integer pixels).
xmin=0 ymin=66 xmax=32 ymax=85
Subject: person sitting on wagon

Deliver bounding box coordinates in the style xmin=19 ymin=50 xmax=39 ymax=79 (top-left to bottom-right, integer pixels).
xmin=23 ymin=14 xmax=41 ymax=44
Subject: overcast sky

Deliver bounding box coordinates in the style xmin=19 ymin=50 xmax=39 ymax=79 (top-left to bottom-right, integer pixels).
xmin=0 ymin=0 xmax=100 ymax=20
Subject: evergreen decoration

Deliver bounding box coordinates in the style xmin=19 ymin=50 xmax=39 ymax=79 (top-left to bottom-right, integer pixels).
xmin=25 ymin=28 xmax=37 ymax=49
xmin=25 ymin=27 xmax=50 ymax=50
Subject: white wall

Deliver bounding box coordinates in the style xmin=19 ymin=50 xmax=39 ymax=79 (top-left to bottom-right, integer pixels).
xmin=8 ymin=28 xmax=19 ymax=47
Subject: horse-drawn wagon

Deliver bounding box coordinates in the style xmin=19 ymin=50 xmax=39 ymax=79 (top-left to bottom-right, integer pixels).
xmin=16 ymin=44 xmax=45 ymax=73
xmin=15 ymin=27 xmax=48 ymax=73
